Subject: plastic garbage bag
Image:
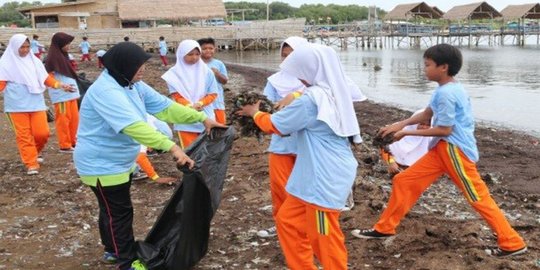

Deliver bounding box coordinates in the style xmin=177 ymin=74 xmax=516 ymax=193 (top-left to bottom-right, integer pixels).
xmin=137 ymin=126 xmax=235 ymax=270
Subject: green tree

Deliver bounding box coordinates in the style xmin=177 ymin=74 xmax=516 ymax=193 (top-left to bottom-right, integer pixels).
xmin=0 ymin=1 xmax=42 ymax=27
xmin=224 ymin=2 xmax=385 ymax=23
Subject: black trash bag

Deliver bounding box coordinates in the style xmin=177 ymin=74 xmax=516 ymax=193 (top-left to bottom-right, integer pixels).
xmin=77 ymin=72 xmax=93 ymax=107
xmin=136 ymin=126 xmax=235 ymax=270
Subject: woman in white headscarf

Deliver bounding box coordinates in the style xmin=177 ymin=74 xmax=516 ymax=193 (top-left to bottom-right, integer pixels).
xmin=0 ymin=34 xmax=73 ymax=175
xmin=162 ymin=39 xmax=218 ymax=148
xmin=256 ymin=36 xmax=308 ymax=238
xmin=238 ymin=43 xmax=360 ymax=270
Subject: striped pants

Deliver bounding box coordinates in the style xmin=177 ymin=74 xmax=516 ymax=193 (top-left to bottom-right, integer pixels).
xmin=276 ymin=195 xmax=347 ymax=270
xmin=54 ymin=100 xmax=79 ymax=149
xmin=6 ymin=111 xmax=49 ymax=169
xmin=374 ymin=140 xmax=526 ymax=251
xmin=90 ymin=180 xmax=136 ymax=270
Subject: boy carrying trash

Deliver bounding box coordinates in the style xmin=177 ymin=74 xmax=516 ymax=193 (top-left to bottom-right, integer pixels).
xmin=352 ymin=44 xmax=527 ymax=257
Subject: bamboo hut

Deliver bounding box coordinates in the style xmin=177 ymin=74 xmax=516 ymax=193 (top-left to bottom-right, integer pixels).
xmin=384 ymin=2 xmax=442 ymax=36
xmin=18 ymin=0 xmax=226 ymax=29
xmin=442 ymin=2 xmax=502 ymax=21
xmin=500 ymin=3 xmax=540 ymax=44
xmin=442 ymin=2 xmax=502 ymax=46
xmin=500 ymin=3 xmax=540 ymax=20
xmin=384 ymin=2 xmax=443 ymax=21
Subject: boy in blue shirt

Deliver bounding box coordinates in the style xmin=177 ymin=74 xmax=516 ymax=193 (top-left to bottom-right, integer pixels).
xmin=352 ymin=44 xmax=527 ymax=257
xmin=198 ymin=37 xmax=228 ymax=124
xmin=158 ymin=36 xmax=168 ymax=67
xmin=30 ymin=34 xmax=45 ymax=59
xmin=79 ymin=36 xmax=91 ymax=62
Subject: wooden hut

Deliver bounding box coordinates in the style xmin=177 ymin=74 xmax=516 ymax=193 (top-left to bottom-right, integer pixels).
xmin=500 ymin=3 xmax=540 ymax=20
xmin=18 ymin=0 xmax=226 ymax=29
xmin=442 ymin=2 xmax=502 ymax=46
xmin=384 ymin=2 xmax=443 ymax=21
xmin=384 ymin=2 xmax=442 ymax=36
xmin=500 ymin=3 xmax=540 ymax=45
xmin=442 ymin=2 xmax=502 ymax=21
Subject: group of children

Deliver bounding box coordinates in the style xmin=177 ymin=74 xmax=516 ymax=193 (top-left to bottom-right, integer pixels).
xmin=0 ymin=31 xmax=528 ymax=270
xmin=236 ymin=39 xmax=528 ymax=270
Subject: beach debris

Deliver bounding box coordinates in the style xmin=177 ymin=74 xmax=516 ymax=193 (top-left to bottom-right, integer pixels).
xmin=372 ymin=132 xmax=395 ymax=154
xmin=482 ymin=172 xmax=502 ymax=185
xmin=229 ymin=90 xmax=274 ymax=140
xmin=374 ymin=64 xmax=382 ymax=71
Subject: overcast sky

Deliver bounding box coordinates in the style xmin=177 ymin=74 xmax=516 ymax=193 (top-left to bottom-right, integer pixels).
xmin=0 ymin=0 xmax=525 ymax=12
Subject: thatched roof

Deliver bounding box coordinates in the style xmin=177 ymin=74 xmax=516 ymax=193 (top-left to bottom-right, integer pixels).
xmin=18 ymin=0 xmax=95 ymax=12
xmin=384 ymin=2 xmax=443 ymax=20
xmin=432 ymin=6 xmax=445 ymax=17
xmin=443 ymin=2 xmax=502 ymax=21
xmin=117 ymin=0 xmax=226 ymax=20
xmin=500 ymin=3 xmax=540 ymax=19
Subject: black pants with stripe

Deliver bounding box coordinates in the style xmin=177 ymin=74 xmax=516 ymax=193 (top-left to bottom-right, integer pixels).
xmin=90 ymin=179 xmax=136 ymax=270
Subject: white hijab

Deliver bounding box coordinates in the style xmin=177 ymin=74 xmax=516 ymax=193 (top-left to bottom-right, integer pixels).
xmin=389 ymin=110 xmax=432 ymax=166
xmin=279 ymin=44 xmax=362 ymax=143
xmin=267 ymin=36 xmax=308 ymax=98
xmin=161 ymin=40 xmax=210 ymax=103
xmin=0 ymin=34 xmax=49 ymax=94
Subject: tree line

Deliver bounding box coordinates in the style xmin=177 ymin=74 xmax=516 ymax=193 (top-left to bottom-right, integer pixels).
xmin=0 ymin=1 xmax=386 ymax=27
xmin=225 ymin=1 xmax=387 ymax=24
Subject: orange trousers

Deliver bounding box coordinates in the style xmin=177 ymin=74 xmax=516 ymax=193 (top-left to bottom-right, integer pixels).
xmin=6 ymin=111 xmax=50 ymax=169
xmin=214 ymin=109 xmax=226 ymax=125
xmin=374 ymin=140 xmax=526 ymax=251
xmin=54 ymin=100 xmax=79 ymax=149
xmin=268 ymin=153 xmax=296 ymax=220
xmin=178 ymin=131 xmax=199 ymax=149
xmin=136 ymin=153 xmax=157 ymax=179
xmin=276 ymin=195 xmax=347 ymax=270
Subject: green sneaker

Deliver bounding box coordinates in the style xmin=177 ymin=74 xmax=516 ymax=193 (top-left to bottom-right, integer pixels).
xmin=129 ymin=259 xmax=147 ymax=270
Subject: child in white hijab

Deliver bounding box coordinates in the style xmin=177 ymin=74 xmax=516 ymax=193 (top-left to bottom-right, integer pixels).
xmin=0 ymin=34 xmax=73 ymax=175
xmin=238 ymin=43 xmax=360 ymax=270
xmin=256 ymin=36 xmax=307 ymax=238
xmin=162 ymin=39 xmax=219 ymax=148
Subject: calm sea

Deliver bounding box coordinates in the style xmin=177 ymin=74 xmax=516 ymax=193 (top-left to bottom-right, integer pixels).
xmin=218 ymin=43 xmax=540 ymax=137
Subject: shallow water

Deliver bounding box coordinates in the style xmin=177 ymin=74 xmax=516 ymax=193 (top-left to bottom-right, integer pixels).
xmin=218 ymin=44 xmax=540 ymax=136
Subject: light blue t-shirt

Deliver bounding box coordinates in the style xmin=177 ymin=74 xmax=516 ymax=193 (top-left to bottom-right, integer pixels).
xmin=271 ymin=94 xmax=358 ymax=210
xmin=47 ymin=72 xmax=80 ymax=104
xmin=167 ymin=70 xmax=218 ymax=132
xmin=2 ymin=82 xmax=47 ymax=112
xmin=263 ymin=81 xmax=297 ymax=155
xmin=30 ymin=40 xmax=43 ymax=54
xmin=79 ymin=41 xmax=91 ymax=54
xmin=74 ymin=70 xmax=172 ymax=176
xmin=206 ymin=59 xmax=228 ymax=110
xmin=159 ymin=41 xmax=167 ymax=56
xmin=429 ymin=82 xmax=479 ymax=162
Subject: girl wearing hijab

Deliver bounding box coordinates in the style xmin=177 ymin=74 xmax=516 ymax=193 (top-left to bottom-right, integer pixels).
xmin=73 ymin=42 xmax=224 ymax=270
xmin=238 ymin=44 xmax=361 ymax=270
xmin=256 ymin=36 xmax=307 ymax=238
xmin=162 ymin=39 xmax=218 ymax=148
xmin=44 ymin=32 xmax=80 ymax=152
xmin=0 ymin=34 xmax=74 ymax=175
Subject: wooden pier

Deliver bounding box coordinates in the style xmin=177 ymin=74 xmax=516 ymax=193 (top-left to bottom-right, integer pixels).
xmin=305 ymin=24 xmax=540 ymax=49
xmin=0 ymin=18 xmax=305 ymax=52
